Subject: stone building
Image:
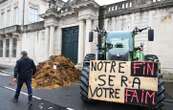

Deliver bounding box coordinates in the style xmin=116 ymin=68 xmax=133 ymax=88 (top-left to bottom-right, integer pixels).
xmin=0 ymin=0 xmax=173 ymax=74
xmin=0 ymin=0 xmax=49 ymax=66
xmin=100 ymin=0 xmax=173 ymax=72
xmin=41 ymin=0 xmax=99 ymax=64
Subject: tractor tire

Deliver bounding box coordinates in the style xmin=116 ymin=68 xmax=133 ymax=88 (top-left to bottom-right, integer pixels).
xmin=80 ymin=54 xmax=95 ymax=102
xmin=154 ymin=79 xmax=165 ymax=110
xmin=145 ymin=54 xmax=166 ymax=110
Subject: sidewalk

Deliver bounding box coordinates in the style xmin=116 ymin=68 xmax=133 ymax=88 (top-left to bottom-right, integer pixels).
xmin=0 ymin=64 xmax=14 ymax=75
xmin=165 ymin=82 xmax=173 ymax=102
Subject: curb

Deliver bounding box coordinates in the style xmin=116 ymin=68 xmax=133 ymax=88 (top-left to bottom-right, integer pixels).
xmin=164 ymin=99 xmax=173 ymax=103
xmin=163 ymin=80 xmax=173 ymax=83
xmin=0 ymin=70 xmax=10 ymax=74
xmin=0 ymin=71 xmax=11 ymax=77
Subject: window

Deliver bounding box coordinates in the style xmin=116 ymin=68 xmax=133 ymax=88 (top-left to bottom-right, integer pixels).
xmin=12 ymin=38 xmax=17 ymax=57
xmin=5 ymin=39 xmax=9 ymax=57
xmin=7 ymin=10 xmax=10 ymax=26
xmin=29 ymin=7 xmax=39 ymax=23
xmin=14 ymin=7 xmax=19 ymax=25
xmin=1 ymin=12 xmax=5 ymax=28
xmin=129 ymin=2 xmax=132 ymax=7
xmin=0 ymin=40 xmax=3 ymax=57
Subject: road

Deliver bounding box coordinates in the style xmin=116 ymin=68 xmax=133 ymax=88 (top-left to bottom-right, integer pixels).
xmin=0 ymin=86 xmax=67 ymax=110
xmin=0 ymin=73 xmax=173 ymax=110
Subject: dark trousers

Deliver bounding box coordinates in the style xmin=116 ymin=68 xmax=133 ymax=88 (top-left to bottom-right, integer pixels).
xmin=14 ymin=79 xmax=33 ymax=101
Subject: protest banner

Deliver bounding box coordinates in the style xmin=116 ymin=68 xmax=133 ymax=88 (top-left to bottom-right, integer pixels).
xmin=88 ymin=60 xmax=158 ymax=106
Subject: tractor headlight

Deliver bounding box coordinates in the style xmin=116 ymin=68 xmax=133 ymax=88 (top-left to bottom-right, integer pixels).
xmin=116 ymin=53 xmax=120 ymax=57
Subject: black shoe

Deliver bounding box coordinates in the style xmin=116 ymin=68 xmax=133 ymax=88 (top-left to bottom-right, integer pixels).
xmin=12 ymin=98 xmax=18 ymax=103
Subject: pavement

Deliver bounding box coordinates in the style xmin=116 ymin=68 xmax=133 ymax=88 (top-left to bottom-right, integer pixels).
xmin=0 ymin=87 xmax=67 ymax=110
xmin=165 ymin=83 xmax=173 ymax=103
xmin=0 ymin=75 xmax=69 ymax=110
xmin=0 ymin=70 xmax=173 ymax=110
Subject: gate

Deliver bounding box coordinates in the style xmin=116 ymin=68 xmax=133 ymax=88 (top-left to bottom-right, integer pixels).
xmin=62 ymin=26 xmax=79 ymax=64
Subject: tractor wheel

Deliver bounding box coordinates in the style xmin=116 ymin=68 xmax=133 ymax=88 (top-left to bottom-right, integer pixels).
xmin=145 ymin=54 xmax=165 ymax=110
xmin=154 ymin=79 xmax=165 ymax=110
xmin=80 ymin=54 xmax=95 ymax=102
xmin=142 ymin=77 xmax=165 ymax=110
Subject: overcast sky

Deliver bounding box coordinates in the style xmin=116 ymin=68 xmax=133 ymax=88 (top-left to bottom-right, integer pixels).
xmin=63 ymin=0 xmax=124 ymax=5
xmin=94 ymin=0 xmax=124 ymax=5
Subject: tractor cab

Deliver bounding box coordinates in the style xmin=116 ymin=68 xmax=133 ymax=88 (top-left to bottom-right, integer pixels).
xmin=106 ymin=32 xmax=133 ymax=61
xmin=89 ymin=27 xmax=155 ymax=61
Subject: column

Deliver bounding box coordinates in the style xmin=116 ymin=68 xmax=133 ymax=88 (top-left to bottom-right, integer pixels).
xmin=16 ymin=36 xmax=22 ymax=58
xmin=3 ymin=39 xmax=6 ymax=58
xmin=33 ymin=31 xmax=38 ymax=61
xmin=57 ymin=27 xmax=62 ymax=55
xmin=131 ymin=14 xmax=135 ymax=30
xmin=0 ymin=12 xmax=1 ymax=29
xmin=112 ymin=17 xmax=116 ymax=30
xmin=85 ymin=19 xmax=92 ymax=55
xmin=49 ymin=26 xmax=55 ymax=56
xmin=12 ymin=7 xmax=15 ymax=25
xmin=45 ymin=27 xmax=49 ymax=59
xmin=78 ymin=20 xmax=85 ymax=64
xmin=104 ymin=19 xmax=109 ymax=31
xmin=10 ymin=9 xmax=12 ymax=26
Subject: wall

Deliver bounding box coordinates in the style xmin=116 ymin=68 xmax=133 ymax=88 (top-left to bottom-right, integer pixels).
xmin=0 ymin=0 xmax=48 ymax=67
xmin=101 ymin=0 xmax=173 ymax=72
xmin=0 ymin=0 xmax=48 ymax=29
xmin=0 ymin=0 xmax=20 ymax=28
xmin=24 ymin=0 xmax=49 ymax=24
xmin=0 ymin=21 xmax=46 ymax=66
xmin=21 ymin=29 xmax=47 ymax=64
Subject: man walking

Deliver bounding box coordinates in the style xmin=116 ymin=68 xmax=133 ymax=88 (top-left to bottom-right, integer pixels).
xmin=13 ymin=51 xmax=36 ymax=105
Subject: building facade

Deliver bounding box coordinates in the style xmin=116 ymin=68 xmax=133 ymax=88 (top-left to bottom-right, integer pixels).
xmin=100 ymin=0 xmax=173 ymax=72
xmin=0 ymin=0 xmax=49 ymax=66
xmin=0 ymin=0 xmax=173 ymax=74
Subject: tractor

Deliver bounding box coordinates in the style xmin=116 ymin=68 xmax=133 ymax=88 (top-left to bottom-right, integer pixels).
xmin=80 ymin=27 xmax=165 ymax=110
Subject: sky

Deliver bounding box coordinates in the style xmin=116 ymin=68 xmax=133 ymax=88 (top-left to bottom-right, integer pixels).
xmin=63 ymin=0 xmax=124 ymax=5
xmin=94 ymin=0 xmax=124 ymax=5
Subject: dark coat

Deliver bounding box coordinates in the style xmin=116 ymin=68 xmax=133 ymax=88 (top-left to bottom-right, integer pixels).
xmin=14 ymin=57 xmax=36 ymax=80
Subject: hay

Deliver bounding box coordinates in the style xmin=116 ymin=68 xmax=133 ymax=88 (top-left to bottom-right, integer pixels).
xmin=32 ymin=55 xmax=80 ymax=89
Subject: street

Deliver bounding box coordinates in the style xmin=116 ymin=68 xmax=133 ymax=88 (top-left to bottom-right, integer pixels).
xmin=0 ymin=0 xmax=173 ymax=110
xmin=0 ymin=86 xmax=67 ymax=110
xmin=0 ymin=72 xmax=173 ymax=110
